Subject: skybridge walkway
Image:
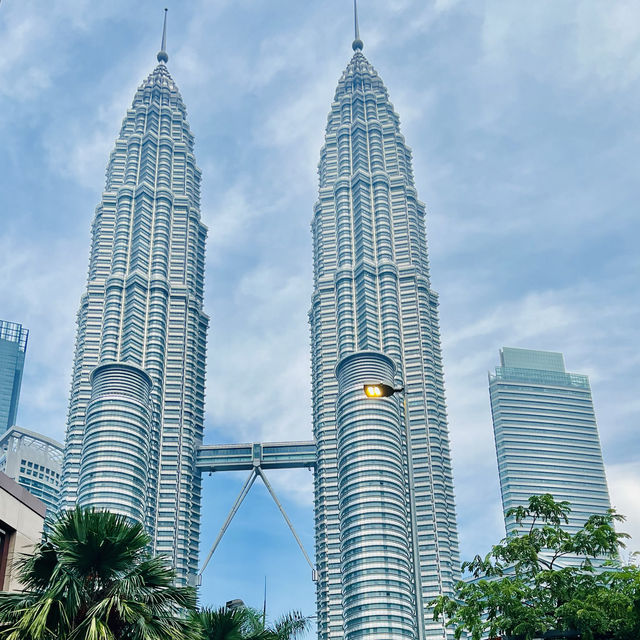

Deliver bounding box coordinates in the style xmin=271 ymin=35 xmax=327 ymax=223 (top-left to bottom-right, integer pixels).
xmin=196 ymin=440 xmax=316 ymax=472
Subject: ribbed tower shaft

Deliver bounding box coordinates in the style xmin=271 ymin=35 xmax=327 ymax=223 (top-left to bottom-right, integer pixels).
xmin=336 ymin=352 xmax=417 ymax=639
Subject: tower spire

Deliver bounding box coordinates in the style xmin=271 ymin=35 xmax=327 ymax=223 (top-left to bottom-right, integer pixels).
xmin=157 ymin=8 xmax=169 ymax=64
xmin=352 ymin=0 xmax=363 ymax=51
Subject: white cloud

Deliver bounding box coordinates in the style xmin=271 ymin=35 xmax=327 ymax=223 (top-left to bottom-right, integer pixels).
xmin=606 ymin=462 xmax=640 ymax=557
xmin=0 ymin=8 xmax=53 ymax=101
xmin=205 ymin=264 xmax=311 ymax=445
xmin=0 ymin=232 xmax=86 ymax=441
xmin=203 ymin=180 xmax=259 ymax=255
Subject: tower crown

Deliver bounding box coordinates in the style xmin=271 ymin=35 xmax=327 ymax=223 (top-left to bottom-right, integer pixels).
xmin=352 ymin=0 xmax=363 ymax=51
xmin=157 ymin=8 xmax=169 ymax=63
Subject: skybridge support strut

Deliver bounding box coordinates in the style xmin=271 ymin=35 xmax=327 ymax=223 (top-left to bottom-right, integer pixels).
xmin=198 ymin=469 xmax=257 ymax=583
xmin=255 ymin=466 xmax=316 ymax=580
xmin=198 ymin=466 xmax=316 ymax=583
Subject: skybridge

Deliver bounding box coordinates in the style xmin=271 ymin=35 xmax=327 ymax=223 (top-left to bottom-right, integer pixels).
xmin=196 ymin=441 xmax=316 ymax=472
xmin=196 ymin=440 xmax=317 ymax=583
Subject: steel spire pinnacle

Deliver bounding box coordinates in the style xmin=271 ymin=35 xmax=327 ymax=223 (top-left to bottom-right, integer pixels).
xmin=352 ymin=0 xmax=363 ymax=51
xmin=157 ymin=8 xmax=169 ymax=63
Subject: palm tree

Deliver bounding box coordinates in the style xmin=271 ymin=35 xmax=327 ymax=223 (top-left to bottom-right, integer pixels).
xmin=0 ymin=507 xmax=198 ymax=640
xmin=192 ymin=607 xmax=256 ymax=640
xmin=266 ymin=610 xmax=310 ymax=639
xmin=193 ymin=606 xmax=310 ymax=640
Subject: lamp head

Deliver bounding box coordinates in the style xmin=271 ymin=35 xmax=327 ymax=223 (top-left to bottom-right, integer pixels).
xmin=363 ymin=383 xmax=396 ymax=398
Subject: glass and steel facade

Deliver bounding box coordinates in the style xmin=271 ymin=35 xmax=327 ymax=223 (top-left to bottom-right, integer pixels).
xmin=489 ymin=348 xmax=612 ymax=545
xmin=310 ymin=38 xmax=460 ymax=639
xmin=60 ymin=47 xmax=208 ymax=586
xmin=0 ymin=426 xmax=63 ymax=515
xmin=0 ymin=321 xmax=28 ymax=435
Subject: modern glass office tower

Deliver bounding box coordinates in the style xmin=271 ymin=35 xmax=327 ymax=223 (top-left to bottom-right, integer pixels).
xmin=0 ymin=321 xmax=28 ymax=435
xmin=489 ymin=348 xmax=611 ymax=542
xmin=0 ymin=426 xmax=63 ymax=514
xmin=60 ymin=17 xmax=208 ymax=585
xmin=310 ymin=20 xmax=461 ymax=640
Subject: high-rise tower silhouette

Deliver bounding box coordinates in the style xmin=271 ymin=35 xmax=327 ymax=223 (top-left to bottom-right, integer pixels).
xmin=60 ymin=11 xmax=208 ymax=585
xmin=0 ymin=320 xmax=28 ymax=435
xmin=309 ymin=6 xmax=461 ymax=638
xmin=489 ymin=348 xmax=612 ymax=558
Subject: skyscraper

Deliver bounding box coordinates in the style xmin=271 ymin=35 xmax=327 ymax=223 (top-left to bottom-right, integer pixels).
xmin=60 ymin=13 xmax=208 ymax=585
xmin=489 ymin=347 xmax=611 ymax=543
xmin=0 ymin=320 xmax=28 ymax=435
xmin=310 ymin=11 xmax=461 ymax=639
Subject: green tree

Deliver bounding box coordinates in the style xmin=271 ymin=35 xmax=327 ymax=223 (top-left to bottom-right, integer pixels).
xmin=431 ymin=494 xmax=640 ymax=640
xmin=192 ymin=606 xmax=310 ymax=640
xmin=265 ymin=610 xmax=310 ymax=640
xmin=191 ymin=607 xmax=254 ymax=640
xmin=0 ymin=507 xmax=198 ymax=640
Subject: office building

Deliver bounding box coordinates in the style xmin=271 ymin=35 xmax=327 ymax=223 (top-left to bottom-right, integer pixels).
xmin=0 ymin=426 xmax=63 ymax=515
xmin=489 ymin=347 xmax=612 ymax=541
xmin=309 ymin=12 xmax=461 ymax=639
xmin=60 ymin=13 xmax=208 ymax=586
xmin=0 ymin=321 xmax=28 ymax=435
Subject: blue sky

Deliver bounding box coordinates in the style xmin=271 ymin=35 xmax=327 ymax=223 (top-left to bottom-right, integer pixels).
xmin=1 ymin=0 xmax=639 ymax=626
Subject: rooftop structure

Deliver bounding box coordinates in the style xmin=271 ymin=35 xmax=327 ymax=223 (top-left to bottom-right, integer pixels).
xmin=0 ymin=320 xmax=29 ymax=435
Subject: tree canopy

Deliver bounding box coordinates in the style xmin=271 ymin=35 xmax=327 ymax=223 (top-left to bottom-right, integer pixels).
xmin=431 ymin=494 xmax=640 ymax=640
xmin=0 ymin=507 xmax=198 ymax=640
xmin=0 ymin=506 xmax=310 ymax=640
xmin=191 ymin=605 xmax=310 ymax=640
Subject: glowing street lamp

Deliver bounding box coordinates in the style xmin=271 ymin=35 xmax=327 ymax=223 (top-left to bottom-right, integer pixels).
xmin=363 ymin=383 xmax=404 ymax=398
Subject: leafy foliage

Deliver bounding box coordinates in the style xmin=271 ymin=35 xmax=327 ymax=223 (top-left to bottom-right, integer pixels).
xmin=268 ymin=610 xmax=310 ymax=640
xmin=431 ymin=494 xmax=640 ymax=640
xmin=0 ymin=507 xmax=198 ymax=640
xmin=0 ymin=507 xmax=310 ymax=640
xmin=192 ymin=606 xmax=310 ymax=640
xmin=191 ymin=607 xmax=255 ymax=640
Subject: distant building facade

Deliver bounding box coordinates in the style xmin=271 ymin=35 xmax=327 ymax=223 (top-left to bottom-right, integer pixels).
xmin=0 ymin=470 xmax=45 ymax=592
xmin=0 ymin=426 xmax=63 ymax=515
xmin=0 ymin=321 xmax=28 ymax=435
xmin=489 ymin=347 xmax=611 ymax=541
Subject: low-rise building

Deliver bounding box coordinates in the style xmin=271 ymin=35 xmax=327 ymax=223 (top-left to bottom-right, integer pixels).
xmin=0 ymin=470 xmax=45 ymax=591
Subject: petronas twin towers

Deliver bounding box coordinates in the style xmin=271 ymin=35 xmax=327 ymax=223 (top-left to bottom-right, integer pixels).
xmin=60 ymin=21 xmax=208 ymax=582
xmin=61 ymin=8 xmax=460 ymax=639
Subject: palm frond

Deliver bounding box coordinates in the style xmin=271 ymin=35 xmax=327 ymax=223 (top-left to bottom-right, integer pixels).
xmin=271 ymin=610 xmax=310 ymax=639
xmin=0 ymin=507 xmax=196 ymax=640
